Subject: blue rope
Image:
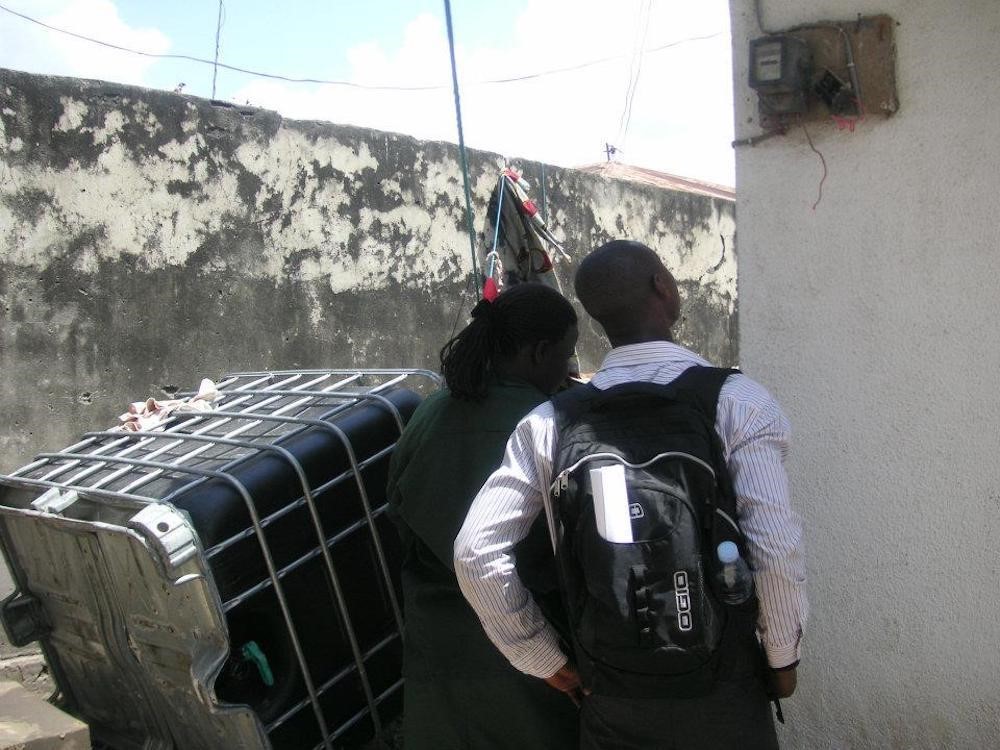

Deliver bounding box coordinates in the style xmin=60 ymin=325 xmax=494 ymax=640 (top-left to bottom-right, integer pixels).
xmin=488 ymin=176 xmax=506 ymax=278
xmin=540 ymin=163 xmax=547 ymax=222
xmin=443 ymin=0 xmax=481 ymax=295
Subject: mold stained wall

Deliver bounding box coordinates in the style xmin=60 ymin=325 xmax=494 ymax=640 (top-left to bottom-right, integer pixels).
xmin=0 ymin=67 xmax=736 ymax=475
xmin=730 ymin=0 xmax=1000 ymax=747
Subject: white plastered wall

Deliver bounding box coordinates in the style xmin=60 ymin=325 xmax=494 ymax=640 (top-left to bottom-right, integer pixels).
xmin=729 ymin=1 xmax=1000 ymax=747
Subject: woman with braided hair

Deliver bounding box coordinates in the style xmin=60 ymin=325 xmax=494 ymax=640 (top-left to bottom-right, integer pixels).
xmin=387 ymin=283 xmax=579 ymax=749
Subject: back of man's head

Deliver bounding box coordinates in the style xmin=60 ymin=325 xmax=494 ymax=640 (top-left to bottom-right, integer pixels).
xmin=574 ymin=240 xmax=679 ymax=346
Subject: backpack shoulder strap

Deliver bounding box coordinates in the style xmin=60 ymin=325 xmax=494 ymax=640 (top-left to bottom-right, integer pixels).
xmin=549 ymin=382 xmax=601 ymax=432
xmin=549 ymin=367 xmax=739 ymax=429
xmin=544 ymin=383 xmax=601 ymax=555
xmin=671 ymin=366 xmax=747 ymax=543
xmin=669 ymin=365 xmax=741 ymax=424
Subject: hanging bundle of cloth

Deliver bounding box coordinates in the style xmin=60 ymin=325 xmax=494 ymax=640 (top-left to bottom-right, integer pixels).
xmin=483 ymin=164 xmax=569 ymax=301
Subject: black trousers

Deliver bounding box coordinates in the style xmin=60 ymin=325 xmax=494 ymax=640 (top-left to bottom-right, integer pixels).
xmin=579 ymin=677 xmax=779 ymax=750
xmin=402 ymin=670 xmax=579 ymax=750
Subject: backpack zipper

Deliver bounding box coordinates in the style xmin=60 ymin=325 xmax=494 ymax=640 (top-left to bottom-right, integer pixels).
xmin=550 ymin=451 xmax=715 ymax=497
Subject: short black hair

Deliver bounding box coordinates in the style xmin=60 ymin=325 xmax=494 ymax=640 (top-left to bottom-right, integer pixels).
xmin=575 ymin=240 xmax=669 ymax=330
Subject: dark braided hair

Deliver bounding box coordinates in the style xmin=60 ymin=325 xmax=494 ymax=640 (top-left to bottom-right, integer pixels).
xmin=440 ymin=283 xmax=577 ymax=401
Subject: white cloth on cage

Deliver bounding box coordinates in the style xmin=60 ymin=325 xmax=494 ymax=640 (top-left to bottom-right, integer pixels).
xmin=116 ymin=378 xmax=220 ymax=432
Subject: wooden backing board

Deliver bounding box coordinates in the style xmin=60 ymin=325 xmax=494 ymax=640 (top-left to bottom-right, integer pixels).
xmin=763 ymin=14 xmax=898 ymax=124
xmin=801 ymin=15 xmax=897 ymax=118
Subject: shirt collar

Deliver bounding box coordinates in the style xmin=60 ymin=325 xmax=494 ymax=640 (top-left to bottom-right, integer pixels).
xmin=598 ymin=340 xmax=708 ymax=371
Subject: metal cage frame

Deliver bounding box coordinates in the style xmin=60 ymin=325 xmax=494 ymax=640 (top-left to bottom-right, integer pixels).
xmin=0 ymin=368 xmax=442 ymax=750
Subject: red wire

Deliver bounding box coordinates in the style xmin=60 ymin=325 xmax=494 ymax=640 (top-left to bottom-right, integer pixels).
xmin=801 ymin=124 xmax=827 ymax=211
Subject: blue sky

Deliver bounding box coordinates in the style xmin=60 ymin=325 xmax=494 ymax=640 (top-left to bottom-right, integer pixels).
xmin=0 ymin=0 xmax=737 ymax=184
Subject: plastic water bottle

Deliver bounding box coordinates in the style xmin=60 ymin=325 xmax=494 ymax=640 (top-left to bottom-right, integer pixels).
xmin=716 ymin=541 xmax=754 ymax=605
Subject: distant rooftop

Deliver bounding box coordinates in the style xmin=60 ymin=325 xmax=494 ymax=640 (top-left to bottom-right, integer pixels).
xmin=575 ymin=162 xmax=735 ymax=201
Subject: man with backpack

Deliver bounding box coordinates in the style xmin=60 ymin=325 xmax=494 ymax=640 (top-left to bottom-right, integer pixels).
xmin=454 ymin=240 xmax=807 ymax=749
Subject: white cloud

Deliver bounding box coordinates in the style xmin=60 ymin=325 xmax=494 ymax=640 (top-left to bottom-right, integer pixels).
xmin=231 ymin=0 xmax=736 ymax=185
xmin=0 ymin=0 xmax=170 ymax=87
xmin=0 ymin=0 xmax=735 ymax=184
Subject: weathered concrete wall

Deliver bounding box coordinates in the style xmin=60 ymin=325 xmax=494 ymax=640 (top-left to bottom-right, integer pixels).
xmin=730 ymin=0 xmax=1000 ymax=747
xmin=0 ymin=67 xmax=737 ymax=476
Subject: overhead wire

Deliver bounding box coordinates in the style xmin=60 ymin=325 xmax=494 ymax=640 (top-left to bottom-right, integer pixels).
xmin=210 ymin=0 xmax=225 ymax=99
xmin=0 ymin=1 xmax=444 ymax=90
xmin=616 ymin=4 xmax=644 ymax=143
xmin=617 ymin=0 xmax=652 ymax=147
xmin=479 ymin=31 xmax=721 ymax=86
xmin=0 ymin=2 xmax=723 ymax=93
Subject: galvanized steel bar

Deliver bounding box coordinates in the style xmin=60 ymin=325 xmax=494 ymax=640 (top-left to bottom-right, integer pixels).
xmin=310 ymin=678 xmax=405 ymax=749
xmin=265 ymin=631 xmax=400 ymax=735
xmin=37 ymin=373 xmax=304 ymax=488
xmin=188 ymin=409 xmax=405 ymax=632
xmin=204 ymin=445 xmax=395 ymax=561
xmin=221 ymin=505 xmax=390 ymax=611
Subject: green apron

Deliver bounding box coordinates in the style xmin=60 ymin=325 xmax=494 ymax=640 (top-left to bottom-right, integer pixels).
xmin=387 ymin=381 xmax=578 ymax=750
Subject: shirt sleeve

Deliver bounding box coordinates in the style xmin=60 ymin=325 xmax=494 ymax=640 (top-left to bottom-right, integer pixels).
xmin=718 ymin=377 xmax=808 ymax=669
xmin=453 ymin=405 xmax=568 ymax=679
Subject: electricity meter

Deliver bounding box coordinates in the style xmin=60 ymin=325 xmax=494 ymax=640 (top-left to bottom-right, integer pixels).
xmin=748 ymin=35 xmax=812 ymax=115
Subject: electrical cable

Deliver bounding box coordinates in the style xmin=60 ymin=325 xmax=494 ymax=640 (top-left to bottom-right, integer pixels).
xmin=753 ymin=0 xmax=775 ymax=34
xmin=0 ymin=1 xmax=444 ymax=91
xmin=211 ymin=0 xmax=225 ymax=99
xmin=800 ymin=123 xmax=826 ymax=210
xmin=447 ymin=280 xmax=472 ymax=342
xmin=617 ymin=3 xmax=645 ymax=141
xmin=618 ymin=0 xmax=652 ymax=146
xmin=442 ymin=0 xmax=481 ymax=299
xmin=0 ymin=2 xmax=723 ymax=93
xmin=485 ymin=31 xmax=721 ymax=87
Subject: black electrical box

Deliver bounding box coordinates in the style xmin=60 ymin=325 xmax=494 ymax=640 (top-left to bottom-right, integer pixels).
xmin=748 ymin=35 xmax=812 ymax=115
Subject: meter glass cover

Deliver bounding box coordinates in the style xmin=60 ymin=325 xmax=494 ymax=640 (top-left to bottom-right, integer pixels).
xmin=754 ymin=41 xmax=783 ymax=83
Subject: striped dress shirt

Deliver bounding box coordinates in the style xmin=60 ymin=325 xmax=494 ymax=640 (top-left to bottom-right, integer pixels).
xmin=454 ymin=341 xmax=807 ymax=679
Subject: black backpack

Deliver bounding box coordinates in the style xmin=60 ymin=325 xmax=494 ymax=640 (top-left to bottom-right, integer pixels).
xmin=543 ymin=366 xmax=759 ymax=698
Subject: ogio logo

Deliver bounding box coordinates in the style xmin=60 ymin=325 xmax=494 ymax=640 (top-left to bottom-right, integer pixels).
xmin=674 ymin=571 xmax=693 ymax=632
xmin=629 ymin=503 xmax=644 ymax=519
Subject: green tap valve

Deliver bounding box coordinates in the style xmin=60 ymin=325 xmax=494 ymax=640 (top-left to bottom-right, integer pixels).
xmin=240 ymin=641 xmax=274 ymax=687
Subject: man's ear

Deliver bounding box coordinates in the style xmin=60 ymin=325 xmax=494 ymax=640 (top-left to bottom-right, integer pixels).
xmin=652 ymin=271 xmax=671 ymax=299
xmin=653 ymin=271 xmax=681 ymax=325
xmin=532 ymin=339 xmax=550 ymax=365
